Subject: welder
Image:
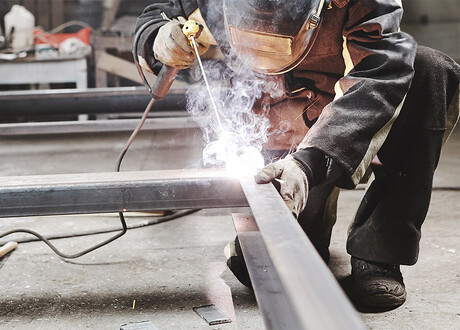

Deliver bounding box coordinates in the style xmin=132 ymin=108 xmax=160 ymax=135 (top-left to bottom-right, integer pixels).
xmin=135 ymin=0 xmax=460 ymax=308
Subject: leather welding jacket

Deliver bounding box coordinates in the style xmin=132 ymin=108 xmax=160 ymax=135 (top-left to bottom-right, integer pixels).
xmin=135 ymin=0 xmax=417 ymax=189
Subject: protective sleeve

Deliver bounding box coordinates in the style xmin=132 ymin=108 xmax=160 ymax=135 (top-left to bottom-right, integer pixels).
xmin=297 ymin=0 xmax=417 ymax=188
xmin=134 ymin=0 xmax=199 ymax=74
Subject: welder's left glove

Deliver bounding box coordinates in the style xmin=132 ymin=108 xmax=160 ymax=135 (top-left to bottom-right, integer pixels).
xmin=255 ymin=155 xmax=309 ymax=218
xmin=255 ymin=148 xmax=344 ymax=218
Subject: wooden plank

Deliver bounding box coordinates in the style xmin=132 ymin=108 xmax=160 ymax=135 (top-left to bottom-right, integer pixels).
xmin=94 ymin=52 xmax=189 ymax=89
xmin=96 ymin=51 xmax=143 ymax=84
xmin=101 ymin=0 xmax=122 ymax=30
xmin=94 ymin=50 xmax=109 ymax=87
xmin=91 ymin=34 xmax=134 ymax=52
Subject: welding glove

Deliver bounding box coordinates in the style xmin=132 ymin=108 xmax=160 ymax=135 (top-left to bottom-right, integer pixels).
xmin=255 ymin=148 xmax=344 ymax=218
xmin=153 ymin=21 xmax=207 ymax=70
xmin=255 ymin=155 xmax=309 ymax=218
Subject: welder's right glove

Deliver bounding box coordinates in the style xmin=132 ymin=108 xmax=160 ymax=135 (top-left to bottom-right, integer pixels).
xmin=153 ymin=21 xmax=207 ymax=70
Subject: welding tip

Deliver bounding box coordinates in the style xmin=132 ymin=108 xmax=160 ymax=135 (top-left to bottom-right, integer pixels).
xmin=182 ymin=20 xmax=203 ymax=43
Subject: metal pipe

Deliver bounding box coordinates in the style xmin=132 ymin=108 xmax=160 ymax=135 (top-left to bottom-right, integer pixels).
xmin=239 ymin=177 xmax=366 ymax=330
xmin=0 ymin=169 xmax=248 ymax=218
xmin=0 ymin=87 xmax=187 ymax=119
xmin=0 ymin=117 xmax=199 ymax=136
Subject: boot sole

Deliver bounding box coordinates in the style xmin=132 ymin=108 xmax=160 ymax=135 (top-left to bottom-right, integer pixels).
xmin=357 ymin=292 xmax=407 ymax=308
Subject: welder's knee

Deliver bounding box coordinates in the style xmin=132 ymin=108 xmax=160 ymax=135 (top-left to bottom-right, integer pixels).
xmin=407 ymin=46 xmax=460 ymax=130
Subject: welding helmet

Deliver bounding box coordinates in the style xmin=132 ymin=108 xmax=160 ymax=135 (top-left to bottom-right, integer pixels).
xmin=223 ymin=0 xmax=330 ymax=75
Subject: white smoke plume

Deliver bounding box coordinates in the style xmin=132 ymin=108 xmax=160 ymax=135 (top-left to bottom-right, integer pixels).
xmin=185 ymin=58 xmax=283 ymax=176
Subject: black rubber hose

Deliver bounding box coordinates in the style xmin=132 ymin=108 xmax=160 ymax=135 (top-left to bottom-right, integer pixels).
xmin=0 ymin=209 xmax=199 ymax=247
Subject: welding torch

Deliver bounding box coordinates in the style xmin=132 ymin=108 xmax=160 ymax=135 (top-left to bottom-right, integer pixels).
xmin=110 ymin=20 xmax=205 ymax=253
xmin=117 ymin=19 xmax=204 ymax=171
xmin=132 ymin=19 xmax=203 ymax=105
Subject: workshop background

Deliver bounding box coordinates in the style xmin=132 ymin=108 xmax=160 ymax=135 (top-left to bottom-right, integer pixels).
xmin=0 ymin=1 xmax=459 ymax=329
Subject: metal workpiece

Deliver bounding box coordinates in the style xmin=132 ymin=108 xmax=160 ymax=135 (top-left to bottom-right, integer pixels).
xmin=232 ymin=213 xmax=304 ymax=330
xmin=0 ymin=87 xmax=187 ymax=119
xmin=239 ymin=177 xmax=366 ymax=330
xmin=0 ymin=169 xmax=248 ymax=218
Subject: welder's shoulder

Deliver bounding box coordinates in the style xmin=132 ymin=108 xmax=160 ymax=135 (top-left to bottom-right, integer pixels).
xmin=138 ymin=0 xmax=198 ymax=23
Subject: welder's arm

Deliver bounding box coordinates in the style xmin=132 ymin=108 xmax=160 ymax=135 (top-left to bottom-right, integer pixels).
xmin=255 ymin=148 xmax=343 ymax=217
xmin=298 ymin=0 xmax=417 ymax=188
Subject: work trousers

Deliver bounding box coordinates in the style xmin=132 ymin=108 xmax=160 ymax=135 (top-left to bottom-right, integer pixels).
xmin=298 ymin=46 xmax=460 ymax=265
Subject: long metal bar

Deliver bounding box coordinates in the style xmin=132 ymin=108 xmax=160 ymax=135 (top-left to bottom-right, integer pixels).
xmin=239 ymin=177 xmax=365 ymax=330
xmin=0 ymin=169 xmax=248 ymax=218
xmin=0 ymin=117 xmax=199 ymax=136
xmin=232 ymin=213 xmax=304 ymax=330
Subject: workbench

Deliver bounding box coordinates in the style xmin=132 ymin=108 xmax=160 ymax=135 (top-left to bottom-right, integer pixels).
xmin=0 ymin=55 xmax=87 ymax=89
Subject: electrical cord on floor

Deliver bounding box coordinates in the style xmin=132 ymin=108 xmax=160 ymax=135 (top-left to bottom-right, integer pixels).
xmin=0 ymin=209 xmax=199 ymax=249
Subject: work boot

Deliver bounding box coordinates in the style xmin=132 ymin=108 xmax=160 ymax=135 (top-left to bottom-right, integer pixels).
xmin=351 ymin=256 xmax=406 ymax=308
xmin=224 ymin=237 xmax=252 ymax=289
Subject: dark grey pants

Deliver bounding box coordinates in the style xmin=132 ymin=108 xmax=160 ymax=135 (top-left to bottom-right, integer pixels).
xmin=298 ymin=46 xmax=460 ymax=265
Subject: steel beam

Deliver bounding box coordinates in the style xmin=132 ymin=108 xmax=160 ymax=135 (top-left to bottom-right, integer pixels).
xmin=0 ymin=169 xmax=248 ymax=218
xmin=232 ymin=213 xmax=304 ymax=330
xmin=239 ymin=177 xmax=365 ymax=330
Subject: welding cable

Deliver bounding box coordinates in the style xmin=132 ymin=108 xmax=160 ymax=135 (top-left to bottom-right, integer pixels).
xmin=0 ymin=224 xmax=126 ymax=259
xmin=0 ymin=209 xmax=199 ymax=249
xmin=115 ymin=98 xmax=155 ymax=171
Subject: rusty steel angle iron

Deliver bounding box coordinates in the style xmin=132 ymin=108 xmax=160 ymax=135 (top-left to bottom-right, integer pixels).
xmin=239 ymin=177 xmax=366 ymax=330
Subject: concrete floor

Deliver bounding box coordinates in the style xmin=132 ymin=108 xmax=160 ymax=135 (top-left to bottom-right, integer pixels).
xmin=0 ymin=123 xmax=459 ymax=329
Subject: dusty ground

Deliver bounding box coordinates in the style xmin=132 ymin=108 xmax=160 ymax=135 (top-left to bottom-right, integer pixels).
xmin=0 ymin=124 xmax=458 ymax=329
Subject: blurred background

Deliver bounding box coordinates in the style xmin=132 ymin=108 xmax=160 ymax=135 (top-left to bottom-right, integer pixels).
xmin=0 ymin=0 xmax=458 ymax=91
